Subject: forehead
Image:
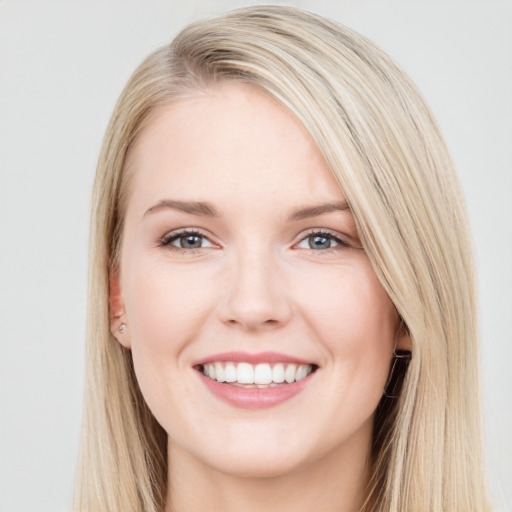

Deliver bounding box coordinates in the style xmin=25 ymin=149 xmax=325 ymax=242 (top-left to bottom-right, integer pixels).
xmin=125 ymin=82 xmax=345 ymax=215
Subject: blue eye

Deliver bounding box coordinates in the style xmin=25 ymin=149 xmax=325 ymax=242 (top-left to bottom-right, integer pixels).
xmin=308 ymin=234 xmax=334 ymax=250
xmin=296 ymin=231 xmax=348 ymax=250
xmin=160 ymin=230 xmax=214 ymax=250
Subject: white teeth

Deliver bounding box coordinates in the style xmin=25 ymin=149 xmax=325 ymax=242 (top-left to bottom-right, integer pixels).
xmin=237 ymin=362 xmax=254 ymax=384
xmin=201 ymin=362 xmax=314 ymax=386
xmin=285 ymin=364 xmax=297 ymax=383
xmin=254 ymin=363 xmax=272 ymax=384
xmin=272 ymin=363 xmax=285 ymax=383
xmin=224 ymin=363 xmax=237 ymax=383
xmin=296 ymin=364 xmax=308 ymax=381
xmin=214 ymin=362 xmax=225 ymax=383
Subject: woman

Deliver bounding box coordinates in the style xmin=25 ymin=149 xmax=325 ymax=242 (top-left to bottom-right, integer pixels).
xmin=74 ymin=5 xmax=489 ymax=511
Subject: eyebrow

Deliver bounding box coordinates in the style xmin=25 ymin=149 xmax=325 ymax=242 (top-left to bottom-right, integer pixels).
xmin=143 ymin=199 xmax=350 ymax=220
xmin=144 ymin=199 xmax=220 ymax=218
xmin=287 ymin=201 xmax=351 ymax=221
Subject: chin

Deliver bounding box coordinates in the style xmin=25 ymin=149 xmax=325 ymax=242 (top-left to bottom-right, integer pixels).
xmin=180 ymin=427 xmax=324 ymax=480
xmin=204 ymin=449 xmax=311 ymax=479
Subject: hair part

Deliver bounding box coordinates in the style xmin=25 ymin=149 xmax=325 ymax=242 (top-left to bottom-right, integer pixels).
xmin=74 ymin=6 xmax=489 ymax=511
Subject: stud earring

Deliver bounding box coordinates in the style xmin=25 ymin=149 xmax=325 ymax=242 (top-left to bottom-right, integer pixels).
xmin=119 ymin=323 xmax=127 ymax=333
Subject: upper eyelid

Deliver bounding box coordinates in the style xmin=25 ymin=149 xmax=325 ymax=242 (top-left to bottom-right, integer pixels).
xmin=294 ymin=228 xmax=349 ymax=243
xmin=160 ymin=227 xmax=344 ymax=238
xmin=161 ymin=227 xmax=211 ymax=239
xmin=298 ymin=228 xmax=341 ymax=237
xmin=159 ymin=228 xmax=216 ymax=247
xmin=294 ymin=228 xmax=364 ymax=251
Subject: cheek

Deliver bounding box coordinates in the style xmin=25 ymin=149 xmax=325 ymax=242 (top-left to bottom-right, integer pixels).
xmin=295 ymin=261 xmax=397 ymax=399
xmin=122 ymin=259 xmax=217 ymax=418
xmin=122 ymin=259 xmax=215 ymax=427
xmin=296 ymin=260 xmax=398 ymax=347
xmin=125 ymin=259 xmax=212 ymax=352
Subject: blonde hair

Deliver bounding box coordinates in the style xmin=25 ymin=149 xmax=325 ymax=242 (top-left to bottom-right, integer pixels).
xmin=74 ymin=5 xmax=489 ymax=511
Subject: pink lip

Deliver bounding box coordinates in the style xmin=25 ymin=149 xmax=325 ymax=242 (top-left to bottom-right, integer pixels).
xmin=193 ymin=351 xmax=318 ymax=409
xmin=192 ymin=351 xmax=315 ymax=366
xmin=198 ymin=371 xmax=316 ymax=409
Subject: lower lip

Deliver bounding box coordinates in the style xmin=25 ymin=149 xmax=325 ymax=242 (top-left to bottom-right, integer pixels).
xmin=198 ymin=371 xmax=315 ymax=409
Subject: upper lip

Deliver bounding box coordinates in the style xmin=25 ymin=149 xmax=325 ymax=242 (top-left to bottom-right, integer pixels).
xmin=192 ymin=351 xmax=317 ymax=367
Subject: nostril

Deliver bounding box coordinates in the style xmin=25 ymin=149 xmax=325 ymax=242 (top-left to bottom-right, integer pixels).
xmin=224 ymin=315 xmax=283 ymax=330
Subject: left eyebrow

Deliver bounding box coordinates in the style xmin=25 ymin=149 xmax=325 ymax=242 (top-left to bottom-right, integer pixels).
xmin=287 ymin=201 xmax=351 ymax=221
xmin=144 ymin=199 xmax=220 ymax=218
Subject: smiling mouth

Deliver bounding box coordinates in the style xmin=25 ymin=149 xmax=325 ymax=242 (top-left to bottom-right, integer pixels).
xmin=197 ymin=362 xmax=318 ymax=388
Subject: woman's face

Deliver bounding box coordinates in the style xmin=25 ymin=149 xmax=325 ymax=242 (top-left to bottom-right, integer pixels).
xmin=113 ymin=82 xmax=405 ymax=477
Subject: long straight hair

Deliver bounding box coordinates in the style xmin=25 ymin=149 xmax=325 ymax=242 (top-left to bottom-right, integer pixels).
xmin=74 ymin=6 xmax=489 ymax=511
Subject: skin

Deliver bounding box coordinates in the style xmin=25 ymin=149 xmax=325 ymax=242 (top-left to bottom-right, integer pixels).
xmin=111 ymin=82 xmax=409 ymax=512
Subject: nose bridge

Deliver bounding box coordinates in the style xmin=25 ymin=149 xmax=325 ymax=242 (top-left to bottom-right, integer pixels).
xmin=220 ymin=243 xmax=290 ymax=330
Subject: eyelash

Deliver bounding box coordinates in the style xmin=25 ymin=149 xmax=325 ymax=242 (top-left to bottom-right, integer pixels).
xmin=296 ymin=229 xmax=350 ymax=252
xmin=158 ymin=228 xmax=213 ymax=253
xmin=157 ymin=228 xmax=351 ymax=253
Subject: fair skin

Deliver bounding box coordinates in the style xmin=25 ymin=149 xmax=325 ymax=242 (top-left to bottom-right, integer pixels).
xmin=111 ymin=82 xmax=409 ymax=512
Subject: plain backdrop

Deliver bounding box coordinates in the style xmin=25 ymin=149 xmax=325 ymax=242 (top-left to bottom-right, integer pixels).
xmin=0 ymin=1 xmax=510 ymax=511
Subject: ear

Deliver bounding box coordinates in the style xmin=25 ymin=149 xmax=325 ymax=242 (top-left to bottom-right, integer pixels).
xmin=395 ymin=319 xmax=412 ymax=352
xmin=109 ymin=267 xmax=131 ymax=349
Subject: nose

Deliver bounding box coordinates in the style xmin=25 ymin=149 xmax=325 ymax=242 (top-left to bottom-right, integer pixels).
xmin=217 ymin=248 xmax=292 ymax=331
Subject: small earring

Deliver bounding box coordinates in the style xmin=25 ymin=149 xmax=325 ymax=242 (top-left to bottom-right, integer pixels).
xmin=119 ymin=323 xmax=127 ymax=333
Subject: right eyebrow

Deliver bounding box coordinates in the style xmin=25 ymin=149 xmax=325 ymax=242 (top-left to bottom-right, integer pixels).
xmin=143 ymin=199 xmax=220 ymax=218
xmin=287 ymin=200 xmax=350 ymax=221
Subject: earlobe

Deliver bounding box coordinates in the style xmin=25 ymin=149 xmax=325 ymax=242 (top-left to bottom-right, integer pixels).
xmin=110 ymin=319 xmax=130 ymax=349
xmin=109 ymin=268 xmax=131 ymax=349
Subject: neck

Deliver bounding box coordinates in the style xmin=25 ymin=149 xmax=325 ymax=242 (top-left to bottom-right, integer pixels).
xmin=164 ymin=424 xmax=372 ymax=512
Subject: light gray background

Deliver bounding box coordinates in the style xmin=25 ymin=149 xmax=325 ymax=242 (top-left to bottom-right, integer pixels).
xmin=0 ymin=1 xmax=510 ymax=511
